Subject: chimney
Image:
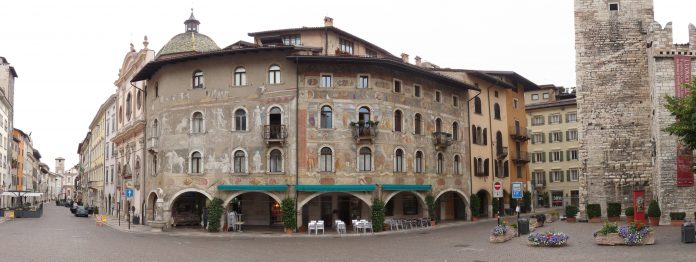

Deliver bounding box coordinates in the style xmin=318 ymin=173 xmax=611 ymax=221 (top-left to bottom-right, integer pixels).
xmin=324 ymin=17 xmax=334 ymax=27
xmin=401 ymin=53 xmax=409 ymax=63
xmin=415 ymin=56 xmax=422 ymax=66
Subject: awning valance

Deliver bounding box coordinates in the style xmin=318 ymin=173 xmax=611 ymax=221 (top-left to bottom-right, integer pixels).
xmin=217 ymin=184 xmax=288 ymax=191
xmin=381 ymin=184 xmax=432 ymax=191
xmin=296 ymin=184 xmax=376 ymax=192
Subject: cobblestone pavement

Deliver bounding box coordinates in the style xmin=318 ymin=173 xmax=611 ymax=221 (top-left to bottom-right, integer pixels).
xmin=0 ymin=205 xmax=694 ymax=262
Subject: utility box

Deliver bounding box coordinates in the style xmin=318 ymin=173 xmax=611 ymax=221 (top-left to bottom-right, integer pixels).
xmin=682 ymin=223 xmax=695 ymax=243
xmin=518 ymin=218 xmax=530 ymax=235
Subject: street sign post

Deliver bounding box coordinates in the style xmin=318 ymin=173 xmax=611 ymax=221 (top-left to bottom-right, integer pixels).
xmin=493 ymin=181 xmax=503 ymax=198
xmin=125 ymin=188 xmax=134 ymax=199
xmin=512 ymin=182 xmax=523 ymax=199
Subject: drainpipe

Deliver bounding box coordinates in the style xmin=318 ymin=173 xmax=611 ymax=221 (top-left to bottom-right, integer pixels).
xmin=484 ymin=84 xmax=503 ymax=218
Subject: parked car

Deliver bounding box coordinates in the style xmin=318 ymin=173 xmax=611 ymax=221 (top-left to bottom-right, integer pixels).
xmin=75 ymin=206 xmax=89 ymax=217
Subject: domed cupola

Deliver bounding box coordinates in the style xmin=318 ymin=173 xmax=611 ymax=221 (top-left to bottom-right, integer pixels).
xmin=156 ymin=9 xmax=220 ymax=59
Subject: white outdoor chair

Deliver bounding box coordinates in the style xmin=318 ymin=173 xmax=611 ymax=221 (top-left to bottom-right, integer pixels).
xmin=336 ymin=220 xmax=346 ymax=234
xmin=308 ymin=220 xmax=317 ymax=235
xmin=364 ymin=221 xmax=374 ymax=233
xmin=316 ymin=220 xmax=325 ymax=235
xmin=351 ymin=219 xmax=359 ymax=233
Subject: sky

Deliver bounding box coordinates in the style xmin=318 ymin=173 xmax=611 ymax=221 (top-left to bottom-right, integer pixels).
xmin=1 ymin=0 xmax=694 ymax=171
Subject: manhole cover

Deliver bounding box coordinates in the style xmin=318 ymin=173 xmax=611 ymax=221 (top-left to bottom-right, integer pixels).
xmin=454 ymin=244 xmax=470 ymax=248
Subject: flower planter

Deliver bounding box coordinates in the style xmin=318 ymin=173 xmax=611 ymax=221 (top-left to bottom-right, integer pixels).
xmin=472 ymin=217 xmax=479 ymax=222
xmin=566 ymin=217 xmax=576 ymax=223
xmin=626 ymin=216 xmax=634 ymax=223
xmin=670 ymin=220 xmax=684 ymax=226
xmin=607 ymin=216 xmax=620 ymax=222
xmin=589 ymin=217 xmax=602 ymax=223
xmin=594 ymin=233 xmax=624 ymax=246
xmin=527 ymin=232 xmax=569 ymax=247
xmin=489 ymin=229 xmax=516 ymax=243
xmin=649 ymin=217 xmax=660 ymax=226
xmin=285 ymin=228 xmax=293 ymax=234
xmin=430 ymin=220 xmax=436 ymax=227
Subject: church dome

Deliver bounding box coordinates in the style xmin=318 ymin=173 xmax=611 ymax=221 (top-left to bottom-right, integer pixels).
xmin=156 ymin=10 xmax=220 ymax=58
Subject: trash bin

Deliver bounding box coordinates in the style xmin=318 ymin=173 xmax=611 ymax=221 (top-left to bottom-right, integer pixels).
xmin=132 ymin=215 xmax=140 ymax=225
xmin=682 ymin=222 xmax=695 ymax=243
xmin=518 ymin=218 xmax=530 ymax=235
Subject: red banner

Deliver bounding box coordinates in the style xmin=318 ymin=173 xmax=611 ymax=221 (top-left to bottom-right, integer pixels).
xmin=674 ymin=56 xmax=694 ymax=187
xmin=633 ymin=190 xmax=646 ymax=224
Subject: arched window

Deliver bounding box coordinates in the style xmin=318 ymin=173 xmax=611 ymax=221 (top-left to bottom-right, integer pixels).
xmin=358 ymin=147 xmax=372 ymax=171
xmin=192 ymin=112 xmax=204 ymax=133
xmin=435 ymin=118 xmax=442 ymax=133
xmin=136 ymin=90 xmax=142 ymax=110
xmin=454 ymin=155 xmax=460 ymax=175
xmin=268 ymin=65 xmax=281 ymax=84
xmin=471 ymin=125 xmax=477 ymax=144
xmin=482 ymin=128 xmax=488 ymax=145
xmin=452 ymin=122 xmax=459 ymax=141
xmin=358 ymin=107 xmax=371 ymax=125
xmin=394 ymin=110 xmax=402 ymax=132
xmin=118 ymin=106 xmax=123 ymax=124
xmin=269 ymin=149 xmax=282 ymax=173
xmin=191 ymin=151 xmax=202 ymax=174
xmin=234 ymin=67 xmax=247 ymax=86
xmin=415 ymin=151 xmax=424 ymax=173
xmin=319 ymin=147 xmax=332 ymax=172
xmin=436 ymin=153 xmax=444 ymax=174
xmin=235 ymin=109 xmax=247 ymax=131
xmin=152 ymin=155 xmax=158 ymax=175
xmin=152 ymin=119 xmax=159 ymax=137
xmin=192 ymin=70 xmax=204 ymax=89
xmin=234 ymin=150 xmax=246 ymax=173
xmin=126 ymin=92 xmax=132 ymax=121
xmin=320 ymin=106 xmax=332 ymax=129
xmin=483 ymin=159 xmax=489 ymax=176
xmin=414 ymin=113 xmax=422 ymax=135
xmin=474 ymin=97 xmax=482 ymax=114
xmin=494 ymin=103 xmax=501 ymax=120
xmin=476 ymin=126 xmax=482 ymax=144
xmin=394 ymin=149 xmax=404 ymax=173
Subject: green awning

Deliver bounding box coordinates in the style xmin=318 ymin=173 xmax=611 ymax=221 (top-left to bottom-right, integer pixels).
xmin=217 ymin=184 xmax=289 ymax=191
xmin=381 ymin=184 xmax=432 ymax=191
xmin=296 ymin=184 xmax=376 ymax=192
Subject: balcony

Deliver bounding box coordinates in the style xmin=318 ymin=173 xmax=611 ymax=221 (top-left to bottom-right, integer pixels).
xmin=496 ymin=146 xmax=508 ymax=159
xmin=511 ymin=151 xmax=531 ymax=164
xmin=263 ymin=125 xmax=287 ymax=145
xmin=432 ymin=132 xmax=453 ymax=150
xmin=351 ymin=125 xmax=378 ymax=143
xmin=510 ymin=128 xmax=531 ymax=141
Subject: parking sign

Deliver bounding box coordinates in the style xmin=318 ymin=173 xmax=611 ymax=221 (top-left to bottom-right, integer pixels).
xmin=512 ymin=182 xmax=523 ymax=199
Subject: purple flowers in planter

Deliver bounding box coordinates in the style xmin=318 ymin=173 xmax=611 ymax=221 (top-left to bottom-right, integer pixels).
xmin=491 ymin=224 xmax=508 ymax=236
xmin=618 ymin=223 xmax=651 ymax=245
xmin=528 ymin=231 xmax=569 ymax=247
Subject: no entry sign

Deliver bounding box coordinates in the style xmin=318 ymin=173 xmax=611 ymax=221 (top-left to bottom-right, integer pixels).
xmin=493 ymin=181 xmax=503 ymax=198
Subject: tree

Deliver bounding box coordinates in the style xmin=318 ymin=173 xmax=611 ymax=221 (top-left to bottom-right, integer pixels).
xmin=207 ymin=198 xmax=223 ymax=232
xmin=664 ymin=77 xmax=696 ymax=151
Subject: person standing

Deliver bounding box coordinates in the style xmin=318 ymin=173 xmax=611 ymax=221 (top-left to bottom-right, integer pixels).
xmin=202 ymin=207 xmax=209 ymax=230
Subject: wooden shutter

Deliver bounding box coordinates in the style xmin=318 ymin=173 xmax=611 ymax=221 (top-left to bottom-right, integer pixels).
xmin=567 ymin=170 xmax=571 ymax=181
xmin=549 ymin=132 xmax=553 ymax=143
xmin=484 ymin=159 xmax=489 ymax=177
xmin=560 ymin=171 xmax=565 ymax=182
xmin=560 ymin=151 xmax=564 ymax=162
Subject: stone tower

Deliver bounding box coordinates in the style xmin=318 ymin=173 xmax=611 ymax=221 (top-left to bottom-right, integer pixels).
xmin=55 ymin=157 xmax=65 ymax=175
xmin=574 ymin=0 xmax=655 ymax=216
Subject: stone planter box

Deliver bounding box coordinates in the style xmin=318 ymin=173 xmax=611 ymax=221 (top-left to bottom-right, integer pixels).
xmin=671 ymin=220 xmax=684 ymax=226
xmin=594 ymin=232 xmax=655 ymax=246
xmin=589 ymin=217 xmax=602 ymax=223
xmin=489 ymin=227 xmax=516 ymax=243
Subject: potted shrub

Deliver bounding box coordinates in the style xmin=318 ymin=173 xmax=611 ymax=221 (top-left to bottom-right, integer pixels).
xmin=606 ymin=203 xmax=621 ymax=222
xmin=625 ymin=206 xmax=634 ymax=223
xmin=565 ymin=205 xmax=578 ymax=223
xmin=669 ymin=212 xmax=686 ymax=226
xmin=586 ymin=204 xmax=602 ymax=223
xmin=371 ymin=199 xmax=385 ymax=232
xmin=207 ymin=198 xmax=223 ymax=232
xmin=425 ymin=194 xmax=437 ymax=226
xmin=281 ymin=197 xmax=296 ymax=234
xmin=470 ymin=194 xmax=480 ymax=221
xmin=647 ymin=200 xmax=660 ymax=226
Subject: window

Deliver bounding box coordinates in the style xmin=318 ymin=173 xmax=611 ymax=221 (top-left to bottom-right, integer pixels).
xmin=531 ymin=133 xmax=545 ymax=144
xmin=126 ymin=92 xmax=132 ymax=121
xmin=339 ymin=38 xmax=353 ymax=54
xmin=394 ymin=149 xmax=404 ymax=173
xmin=358 ymin=75 xmax=369 ymax=88
xmin=358 ymin=107 xmax=370 ymax=125
xmin=542 ymin=93 xmax=549 ymax=99
xmin=453 ymin=96 xmax=459 ymax=107
xmin=320 ymin=74 xmax=332 ymax=88
xmin=235 ymin=109 xmax=247 ymax=131
xmin=155 ymin=82 xmax=159 ymax=97
xmin=474 ymin=97 xmax=482 ymax=114
xmin=566 ymin=112 xmax=577 ymax=123
xmin=482 ymin=128 xmax=487 ymax=145
xmin=233 ymin=151 xmax=246 ymax=173
xmin=393 ymin=79 xmax=402 ymax=93
xmin=282 ymin=34 xmax=301 ymax=45
xmin=192 ymin=112 xmax=204 ymax=133
xmin=193 ymin=70 xmax=204 ymax=89
xmin=566 ymin=129 xmax=578 ymax=141
xmin=532 ymin=115 xmax=545 ymax=126
xmin=136 ymin=90 xmax=142 ymax=110
xmin=436 ymin=153 xmax=443 ymax=174
xmin=414 ymin=114 xmax=422 ymax=135
xmin=494 ymin=91 xmax=499 ymax=98
xmin=320 ymin=147 xmax=333 ymax=172
xmin=549 ymin=114 xmax=561 ymax=124
xmin=550 ymin=151 xmax=563 ymax=162
xmin=435 ymin=91 xmax=441 ymax=102
xmin=493 ymin=103 xmax=501 ymax=120
xmin=453 ymin=155 xmax=460 ymax=175
xmin=609 ymin=3 xmax=619 ymax=11
xmin=234 ymin=67 xmax=247 ymax=86
xmin=550 ymin=170 xmax=564 ymax=183
xmin=320 ymin=106 xmax=332 ymax=129
xmin=268 ymin=65 xmax=281 ymax=84
xmin=532 ymin=152 xmax=545 ymax=163
xmin=414 ymin=85 xmax=421 ymax=97
xmin=190 ymin=151 xmax=202 ymax=174
xmin=513 ymin=98 xmax=519 ymax=109
xmin=533 ymin=171 xmax=546 ymax=186
xmin=471 ymin=125 xmax=477 ymax=144
xmin=452 ymin=122 xmax=459 ymax=141
xmin=435 ymin=118 xmax=442 ymax=133
xmin=269 ymin=149 xmax=282 ymax=173
xmin=569 ymin=169 xmax=579 ymax=181
xmin=152 ymin=156 xmax=157 ymax=175
xmin=415 ymin=151 xmax=424 ymax=173
xmin=550 ymin=131 xmax=562 ymax=143
xmin=568 ymin=149 xmax=578 ymax=161
xmin=358 ymin=147 xmax=372 ymax=171
xmin=152 ymin=119 xmax=159 ymax=137
xmin=531 ymin=94 xmax=539 ymax=100
xmin=394 ymin=110 xmax=402 ymax=132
